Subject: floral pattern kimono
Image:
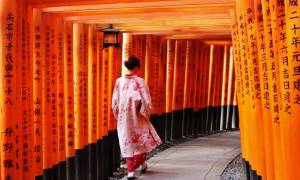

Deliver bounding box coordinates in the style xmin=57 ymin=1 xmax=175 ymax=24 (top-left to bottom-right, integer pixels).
xmin=112 ymin=75 xmax=162 ymax=158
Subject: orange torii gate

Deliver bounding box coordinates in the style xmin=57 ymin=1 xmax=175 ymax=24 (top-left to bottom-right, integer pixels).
xmin=232 ymin=0 xmax=300 ymax=179
xmin=0 ymin=0 xmax=238 ymax=180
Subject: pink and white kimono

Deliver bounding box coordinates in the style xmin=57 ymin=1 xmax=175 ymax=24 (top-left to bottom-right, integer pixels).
xmin=112 ymin=75 xmax=162 ymax=163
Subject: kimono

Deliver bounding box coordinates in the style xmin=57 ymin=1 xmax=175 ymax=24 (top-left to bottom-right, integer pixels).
xmin=112 ymin=75 xmax=162 ymax=159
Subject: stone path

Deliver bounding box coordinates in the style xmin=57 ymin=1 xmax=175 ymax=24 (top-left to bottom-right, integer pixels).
xmin=120 ymin=131 xmax=241 ymax=180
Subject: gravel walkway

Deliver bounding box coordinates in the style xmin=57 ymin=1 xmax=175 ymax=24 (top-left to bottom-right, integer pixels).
xmin=221 ymin=154 xmax=246 ymax=180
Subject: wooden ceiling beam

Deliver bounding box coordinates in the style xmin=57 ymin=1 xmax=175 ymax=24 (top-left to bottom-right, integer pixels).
xmin=114 ymin=24 xmax=232 ymax=31
xmin=63 ymin=12 xmax=230 ymax=22
xmin=72 ymin=17 xmax=230 ymax=25
xmin=119 ymin=29 xmax=231 ymax=34
xmin=54 ymin=5 xmax=233 ymax=18
xmin=80 ymin=19 xmax=232 ymax=29
xmin=114 ymin=20 xmax=232 ymax=27
xmin=121 ymin=28 xmax=231 ymax=34
xmin=117 ymin=27 xmax=232 ymax=33
xmin=41 ymin=1 xmax=234 ymax=12
xmin=29 ymin=0 xmax=234 ymax=39
xmin=204 ymin=40 xmax=232 ymax=45
xmin=163 ymin=34 xmax=231 ymax=40
xmin=30 ymin=0 xmax=173 ymax=8
xmin=30 ymin=0 xmax=235 ymax=9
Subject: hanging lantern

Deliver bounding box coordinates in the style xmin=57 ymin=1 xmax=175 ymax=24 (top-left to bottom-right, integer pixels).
xmin=100 ymin=24 xmax=120 ymax=48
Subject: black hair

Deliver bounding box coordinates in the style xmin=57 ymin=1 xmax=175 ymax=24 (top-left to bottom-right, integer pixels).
xmin=124 ymin=56 xmax=140 ymax=70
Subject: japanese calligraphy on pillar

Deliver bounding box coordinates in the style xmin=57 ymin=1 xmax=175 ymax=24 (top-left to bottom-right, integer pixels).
xmin=55 ymin=18 xmax=65 ymax=163
xmin=102 ymin=47 xmax=109 ymax=136
xmin=283 ymin=0 xmax=300 ymax=178
xmin=269 ymin=0 xmax=289 ymax=178
xmin=82 ymin=25 xmax=89 ymax=142
xmin=231 ymin=11 xmax=243 ymax=107
xmin=96 ymin=32 xmax=104 ymax=138
xmin=254 ymin=1 xmax=275 ymax=179
xmin=262 ymin=0 xmax=284 ymax=178
xmin=285 ymin=1 xmax=300 ymax=114
xmin=231 ymin=8 xmax=248 ymax=168
xmin=63 ymin=21 xmax=75 ymax=158
xmin=1 ymin=1 xmax=18 ymax=179
xmin=246 ymin=6 xmax=261 ymax=107
xmin=108 ymin=46 xmax=116 ymax=131
xmin=74 ymin=23 xmax=88 ymax=149
xmin=239 ymin=15 xmax=251 ymax=106
xmin=242 ymin=2 xmax=258 ymax=173
xmin=255 ymin=2 xmax=272 ymax=111
xmin=244 ymin=1 xmax=266 ymax=177
xmin=50 ymin=16 xmax=58 ymax=166
xmin=41 ymin=13 xmax=54 ymax=170
xmin=236 ymin=1 xmax=253 ymax=164
xmin=32 ymin=9 xmax=43 ymax=176
xmin=271 ymin=1 xmax=289 ymax=117
xmin=17 ymin=1 xmax=34 ymax=177
xmin=88 ymin=25 xmax=97 ymax=143
xmin=262 ymin=0 xmax=281 ymax=124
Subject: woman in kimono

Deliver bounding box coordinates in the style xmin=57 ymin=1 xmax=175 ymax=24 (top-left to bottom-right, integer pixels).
xmin=112 ymin=56 xmax=162 ymax=179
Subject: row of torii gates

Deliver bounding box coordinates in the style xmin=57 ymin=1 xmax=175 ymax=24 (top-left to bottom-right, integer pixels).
xmin=0 ymin=0 xmax=299 ymax=180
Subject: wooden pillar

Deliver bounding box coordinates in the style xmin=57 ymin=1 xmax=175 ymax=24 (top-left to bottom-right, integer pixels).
xmin=121 ymin=33 xmax=133 ymax=76
xmin=243 ymin=1 xmax=267 ymax=177
xmin=63 ymin=20 xmax=75 ymax=180
xmin=220 ymin=46 xmax=229 ymax=130
xmin=96 ymin=31 xmax=104 ymax=140
xmin=231 ymin=5 xmax=250 ymax=170
xmin=253 ymin=0 xmax=275 ymax=179
xmin=261 ymin=0 xmax=283 ymax=178
xmin=191 ymin=42 xmax=201 ymax=134
xmin=283 ymin=1 xmax=300 ymax=178
xmin=165 ymin=39 xmax=175 ymax=141
xmin=171 ymin=40 xmax=186 ymax=140
xmin=88 ymin=24 xmax=97 ymax=145
xmin=202 ymin=45 xmax=211 ymax=133
xmin=32 ymin=8 xmax=44 ymax=178
xmin=55 ymin=17 xmax=66 ymax=179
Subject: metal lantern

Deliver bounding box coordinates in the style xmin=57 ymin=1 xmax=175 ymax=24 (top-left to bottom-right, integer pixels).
xmin=101 ymin=24 xmax=120 ymax=48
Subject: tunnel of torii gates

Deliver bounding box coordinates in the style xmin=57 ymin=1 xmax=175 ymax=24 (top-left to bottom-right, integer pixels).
xmin=0 ymin=0 xmax=300 ymax=180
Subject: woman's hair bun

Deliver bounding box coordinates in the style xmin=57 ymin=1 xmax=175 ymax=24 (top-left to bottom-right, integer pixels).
xmin=124 ymin=56 xmax=140 ymax=70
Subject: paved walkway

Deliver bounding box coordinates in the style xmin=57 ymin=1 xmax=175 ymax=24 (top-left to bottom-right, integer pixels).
xmin=124 ymin=131 xmax=241 ymax=180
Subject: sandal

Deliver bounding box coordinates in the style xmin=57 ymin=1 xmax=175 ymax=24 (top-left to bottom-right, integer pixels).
xmin=141 ymin=165 xmax=147 ymax=173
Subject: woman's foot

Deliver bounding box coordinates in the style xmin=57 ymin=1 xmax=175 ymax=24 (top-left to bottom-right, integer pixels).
xmin=127 ymin=172 xmax=136 ymax=179
xmin=141 ymin=163 xmax=147 ymax=173
xmin=127 ymin=177 xmax=136 ymax=180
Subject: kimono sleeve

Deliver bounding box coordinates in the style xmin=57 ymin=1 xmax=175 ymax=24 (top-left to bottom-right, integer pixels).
xmin=139 ymin=80 xmax=152 ymax=119
xmin=112 ymin=78 xmax=120 ymax=119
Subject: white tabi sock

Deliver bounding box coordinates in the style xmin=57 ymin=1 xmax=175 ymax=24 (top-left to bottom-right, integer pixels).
xmin=128 ymin=172 xmax=134 ymax=178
